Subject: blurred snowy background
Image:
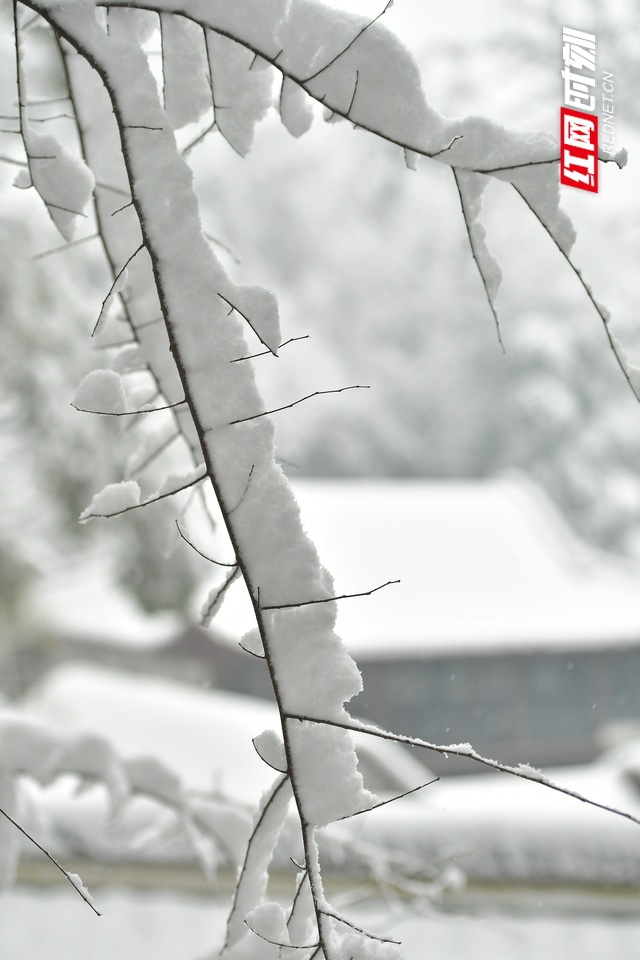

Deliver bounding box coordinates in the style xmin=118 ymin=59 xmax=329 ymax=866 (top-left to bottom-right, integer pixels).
xmin=1 ymin=0 xmax=640 ymax=957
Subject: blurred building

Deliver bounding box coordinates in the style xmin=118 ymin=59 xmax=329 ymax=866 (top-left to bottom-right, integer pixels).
xmin=9 ymin=477 xmax=640 ymax=774
xmin=211 ymin=478 xmax=640 ymax=773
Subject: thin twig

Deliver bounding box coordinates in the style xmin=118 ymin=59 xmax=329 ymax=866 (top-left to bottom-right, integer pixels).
xmin=513 ymin=183 xmax=640 ymax=401
xmin=175 ymin=518 xmax=236 ymax=567
xmin=231 ymin=335 xmax=309 ymax=363
xmin=262 ymin=579 xmax=399 ymax=611
xmin=303 ymin=0 xmax=394 ymax=83
xmin=85 ymin=474 xmax=206 ymax=520
xmin=237 ymin=641 xmax=265 ymax=660
xmin=0 ymin=805 xmax=101 ymax=916
xmin=222 ymin=774 xmax=290 ymax=952
xmin=321 ymin=908 xmax=401 ymax=945
xmin=452 ymin=167 xmax=504 ymax=352
xmin=334 ymin=777 xmax=440 ymax=821
xmin=72 ymin=398 xmax=186 ymax=417
xmin=92 ymin=243 xmax=144 ymax=336
xmin=243 ymin=918 xmax=318 ymax=951
xmin=285 ymin=714 xmax=640 ymax=829
xmin=218 ymin=293 xmax=277 ymax=356
xmin=229 ymin=385 xmax=369 ymax=425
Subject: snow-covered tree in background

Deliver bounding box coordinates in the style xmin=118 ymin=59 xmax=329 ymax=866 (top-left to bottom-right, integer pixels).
xmin=2 ymin=1 xmax=638 ymax=956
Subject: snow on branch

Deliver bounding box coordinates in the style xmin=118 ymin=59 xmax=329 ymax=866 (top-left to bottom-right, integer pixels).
xmin=89 ymin=0 xmax=629 ymax=381
xmin=285 ymin=713 xmax=640 ymax=830
xmin=10 ymin=2 xmax=637 ymax=957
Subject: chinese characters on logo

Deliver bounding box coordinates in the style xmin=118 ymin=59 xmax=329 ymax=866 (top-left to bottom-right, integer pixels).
xmin=560 ymin=27 xmax=598 ymax=193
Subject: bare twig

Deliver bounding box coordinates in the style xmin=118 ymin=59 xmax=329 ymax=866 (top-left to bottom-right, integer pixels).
xmin=92 ymin=243 xmax=144 ymax=336
xmin=218 ymin=293 xmax=277 ymax=356
xmin=0 ymin=805 xmax=101 ymax=916
xmin=222 ymin=774 xmax=291 ymax=952
xmin=85 ymin=473 xmax=206 ymax=520
xmin=72 ymin=398 xmax=186 ymax=417
xmin=229 ymin=385 xmax=369 ymax=425
xmin=175 ymin=518 xmax=236 ymax=567
xmin=335 ymin=777 xmax=440 ymax=821
xmin=452 ymin=167 xmax=504 ymax=351
xmin=231 ymin=335 xmax=309 ymax=363
xmin=243 ymin=918 xmax=318 ymax=951
xmin=321 ymin=908 xmax=401 ymax=945
xmin=262 ymin=579 xmax=400 ymax=611
xmin=302 ymin=0 xmax=394 ymax=83
xmin=513 ymin=183 xmax=640 ymax=402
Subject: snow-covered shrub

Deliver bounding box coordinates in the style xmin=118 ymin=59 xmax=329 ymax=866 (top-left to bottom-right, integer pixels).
xmin=3 ymin=2 xmax=637 ymax=957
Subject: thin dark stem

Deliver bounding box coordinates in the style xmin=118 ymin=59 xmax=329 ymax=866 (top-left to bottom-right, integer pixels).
xmin=175 ymin=519 xmax=236 ymax=567
xmin=262 ymin=579 xmax=399 ymax=611
xmin=334 ymin=777 xmax=440 ymax=821
xmin=85 ymin=474 xmax=206 ymax=520
xmin=237 ymin=641 xmax=265 ymax=660
xmin=243 ymin=918 xmax=318 ymax=951
xmin=111 ymin=199 xmax=134 ymax=216
xmin=222 ymin=774 xmax=290 ymax=952
xmin=92 ymin=243 xmax=144 ymax=336
xmin=285 ymin=714 xmax=640 ymax=829
xmin=229 ymin=385 xmax=369 ymax=425
xmin=452 ymin=168 xmax=504 ymax=352
xmin=72 ymin=398 xmax=186 ymax=417
xmin=218 ymin=293 xmax=277 ymax=355
xmin=0 ymin=805 xmax=101 ymax=916
xmin=302 ymin=0 xmax=393 ymax=83
xmin=231 ymin=335 xmax=309 ymax=363
xmin=512 ymin=183 xmax=639 ymax=401
xmin=321 ymin=909 xmax=400 ymax=945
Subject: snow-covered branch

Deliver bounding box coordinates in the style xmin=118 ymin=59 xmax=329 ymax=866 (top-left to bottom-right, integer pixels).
xmin=7 ymin=1 xmax=636 ymax=957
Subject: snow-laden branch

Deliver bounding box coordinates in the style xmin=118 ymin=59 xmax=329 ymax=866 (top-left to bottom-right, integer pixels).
xmin=10 ymin=2 xmax=636 ymax=956
xmin=86 ymin=0 xmax=632 ymax=388
xmin=285 ymin=713 xmax=640 ymax=830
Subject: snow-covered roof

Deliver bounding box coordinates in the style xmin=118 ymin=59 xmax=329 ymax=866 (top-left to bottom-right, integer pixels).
xmin=213 ymin=475 xmax=640 ymax=658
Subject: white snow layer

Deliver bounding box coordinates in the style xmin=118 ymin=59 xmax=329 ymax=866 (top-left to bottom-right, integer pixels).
xmin=279 ymin=77 xmax=315 ymax=138
xmin=161 ymin=13 xmax=211 ymax=130
xmin=22 ymin=125 xmax=94 ymax=241
xmin=73 ymin=369 xmax=127 ymax=414
xmin=244 ymin=901 xmax=291 ymax=947
xmin=80 ymin=480 xmax=141 ymax=521
xmin=252 ymin=730 xmax=287 ymax=773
